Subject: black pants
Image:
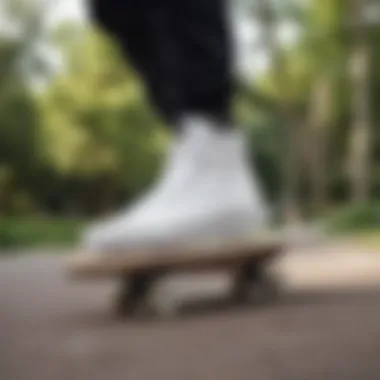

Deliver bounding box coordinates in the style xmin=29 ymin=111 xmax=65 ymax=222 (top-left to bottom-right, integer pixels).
xmin=90 ymin=0 xmax=233 ymax=127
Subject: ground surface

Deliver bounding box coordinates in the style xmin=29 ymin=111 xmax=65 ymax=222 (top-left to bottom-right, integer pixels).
xmin=1 ymin=244 xmax=380 ymax=380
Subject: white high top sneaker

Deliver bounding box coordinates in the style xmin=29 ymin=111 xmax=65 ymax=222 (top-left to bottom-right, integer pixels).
xmin=86 ymin=116 xmax=269 ymax=252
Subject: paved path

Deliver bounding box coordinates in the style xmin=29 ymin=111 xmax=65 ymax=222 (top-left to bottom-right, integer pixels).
xmin=1 ymin=244 xmax=380 ymax=380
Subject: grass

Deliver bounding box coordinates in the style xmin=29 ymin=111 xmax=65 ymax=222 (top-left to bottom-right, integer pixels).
xmin=347 ymin=229 xmax=380 ymax=251
xmin=323 ymin=202 xmax=380 ymax=232
xmin=319 ymin=203 xmax=380 ymax=252
xmin=0 ymin=217 xmax=85 ymax=251
xmin=2 ymin=202 xmax=380 ymax=253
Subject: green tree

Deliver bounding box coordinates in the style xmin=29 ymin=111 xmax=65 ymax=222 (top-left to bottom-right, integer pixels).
xmin=347 ymin=0 xmax=374 ymax=203
xmin=38 ymin=27 xmax=168 ymax=214
xmin=0 ymin=0 xmax=48 ymax=215
xmin=242 ymin=0 xmax=379 ymax=218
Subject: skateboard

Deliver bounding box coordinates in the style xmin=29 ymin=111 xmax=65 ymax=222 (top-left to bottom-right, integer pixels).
xmin=67 ymin=233 xmax=286 ymax=318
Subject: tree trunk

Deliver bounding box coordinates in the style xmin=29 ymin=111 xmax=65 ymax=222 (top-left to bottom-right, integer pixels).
xmin=282 ymin=114 xmax=303 ymax=223
xmin=305 ymin=75 xmax=332 ymax=214
xmin=348 ymin=0 xmax=373 ymax=203
xmin=256 ymin=0 xmax=302 ymax=223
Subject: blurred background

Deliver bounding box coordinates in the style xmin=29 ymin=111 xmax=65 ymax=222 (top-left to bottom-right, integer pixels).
xmin=0 ymin=0 xmax=379 ymax=249
xmin=1 ymin=3 xmax=380 ymax=380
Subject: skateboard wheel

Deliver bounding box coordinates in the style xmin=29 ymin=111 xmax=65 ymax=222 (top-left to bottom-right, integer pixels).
xmin=251 ymin=275 xmax=280 ymax=304
xmin=148 ymin=290 xmax=182 ymax=319
xmin=232 ymin=264 xmax=281 ymax=305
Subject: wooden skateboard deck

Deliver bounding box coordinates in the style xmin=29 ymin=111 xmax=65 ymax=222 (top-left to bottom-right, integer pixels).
xmin=68 ymin=238 xmax=283 ymax=277
xmin=67 ymin=232 xmax=287 ymax=317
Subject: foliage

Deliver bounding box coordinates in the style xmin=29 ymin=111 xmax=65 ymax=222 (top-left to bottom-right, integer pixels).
xmin=0 ymin=0 xmax=379 ymax=233
xmin=323 ymin=202 xmax=380 ymax=233
xmin=0 ymin=217 xmax=83 ymax=250
xmin=36 ymin=27 xmax=169 ymax=214
xmin=243 ymin=0 xmax=380 ymax=216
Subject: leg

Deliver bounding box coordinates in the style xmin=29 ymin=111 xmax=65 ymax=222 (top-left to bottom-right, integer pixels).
xmin=85 ymin=0 xmax=269 ymax=252
xmin=171 ymin=0 xmax=234 ymax=125
xmin=91 ymin=0 xmax=233 ymax=126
